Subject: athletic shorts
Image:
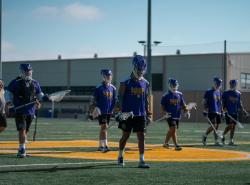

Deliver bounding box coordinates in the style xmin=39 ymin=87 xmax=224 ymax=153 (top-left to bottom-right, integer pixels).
xmin=0 ymin=113 xmax=7 ymax=127
xmin=167 ymin=118 xmax=179 ymax=128
xmin=208 ymin=113 xmax=221 ymax=124
xmin=15 ymin=114 xmax=33 ymax=131
xmin=98 ymin=114 xmax=111 ymax=125
xmin=225 ymin=114 xmax=238 ymax=125
xmin=118 ymin=116 xmax=146 ymax=133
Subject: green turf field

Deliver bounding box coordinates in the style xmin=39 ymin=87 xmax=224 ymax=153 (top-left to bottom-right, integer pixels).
xmin=0 ymin=118 xmax=250 ymax=185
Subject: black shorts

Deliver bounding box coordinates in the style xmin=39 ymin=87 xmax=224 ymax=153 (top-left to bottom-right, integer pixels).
xmin=225 ymin=114 xmax=238 ymax=125
xmin=118 ymin=116 xmax=146 ymax=133
xmin=0 ymin=114 xmax=7 ymax=127
xmin=208 ymin=113 xmax=221 ymax=124
xmin=167 ymin=118 xmax=179 ymax=128
xmin=15 ymin=114 xmax=33 ymax=131
xmin=98 ymin=114 xmax=111 ymax=125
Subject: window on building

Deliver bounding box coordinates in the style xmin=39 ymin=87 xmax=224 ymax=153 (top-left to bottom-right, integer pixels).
xmin=240 ymin=73 xmax=250 ymax=89
xmin=152 ymin=73 xmax=163 ymax=91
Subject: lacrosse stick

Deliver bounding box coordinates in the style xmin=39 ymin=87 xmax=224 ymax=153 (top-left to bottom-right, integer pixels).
xmin=8 ymin=101 xmax=36 ymax=112
xmin=187 ymin=102 xmax=197 ymax=110
xmin=91 ymin=107 xmax=101 ymax=119
xmin=226 ymin=114 xmax=244 ymax=129
xmin=206 ymin=117 xmax=223 ymax=139
xmin=49 ymin=90 xmax=71 ymax=118
xmin=154 ymin=112 xmax=171 ymax=122
xmin=105 ymin=112 xmax=134 ymax=130
xmin=32 ymin=109 xmax=38 ymax=141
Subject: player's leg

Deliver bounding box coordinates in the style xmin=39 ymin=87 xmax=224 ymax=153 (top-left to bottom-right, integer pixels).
xmin=229 ymin=124 xmax=236 ymax=146
xmin=222 ymin=114 xmax=231 ymax=144
xmin=118 ymin=119 xmax=132 ymax=166
xmin=202 ymin=113 xmax=216 ymax=146
xmin=134 ymin=116 xmax=149 ymax=168
xmin=213 ymin=114 xmax=222 ymax=146
xmin=163 ymin=118 xmax=173 ymax=148
xmin=171 ymin=121 xmax=182 ymax=150
xmin=15 ymin=114 xmax=27 ymax=158
xmin=98 ymin=115 xmax=109 ymax=151
xmin=0 ymin=114 xmax=7 ymax=133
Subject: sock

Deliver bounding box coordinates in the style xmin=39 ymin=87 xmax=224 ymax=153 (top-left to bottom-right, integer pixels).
xmin=118 ymin=149 xmax=125 ymax=158
xmin=104 ymin=139 xmax=108 ymax=147
xmin=139 ymin=154 xmax=144 ymax=162
xmin=101 ymin=140 xmax=105 ymax=147
xmin=19 ymin=144 xmax=25 ymax=150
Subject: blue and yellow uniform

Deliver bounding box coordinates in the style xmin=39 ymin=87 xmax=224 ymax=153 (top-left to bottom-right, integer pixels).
xmin=94 ymin=82 xmax=116 ymax=124
xmin=118 ymin=76 xmax=150 ymax=132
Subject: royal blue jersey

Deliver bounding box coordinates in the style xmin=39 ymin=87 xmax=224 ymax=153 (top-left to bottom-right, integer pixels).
xmin=222 ymin=90 xmax=242 ymax=115
xmin=203 ymin=88 xmax=222 ymax=114
xmin=6 ymin=77 xmax=42 ymax=115
xmin=161 ymin=90 xmax=186 ymax=120
xmin=93 ymin=82 xmax=117 ymax=114
xmin=119 ymin=77 xmax=149 ymax=116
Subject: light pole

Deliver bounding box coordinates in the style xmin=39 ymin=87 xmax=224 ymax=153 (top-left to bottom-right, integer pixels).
xmin=138 ymin=40 xmax=147 ymax=57
xmin=137 ymin=40 xmax=162 ymax=58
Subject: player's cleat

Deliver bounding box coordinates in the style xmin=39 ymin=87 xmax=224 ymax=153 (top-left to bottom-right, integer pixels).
xmin=118 ymin=157 xmax=125 ymax=167
xmin=138 ymin=161 xmax=150 ymax=168
xmin=202 ymin=135 xmax=207 ymax=146
xmin=97 ymin=146 xmax=104 ymax=151
xmin=228 ymin=141 xmax=237 ymax=146
xmin=103 ymin=146 xmax=110 ymax=153
xmin=162 ymin=143 xmax=170 ymax=149
xmin=175 ymin=145 xmax=182 ymax=151
xmin=221 ymin=136 xmax=225 ymax=145
xmin=17 ymin=148 xmax=26 ymax=158
xmin=214 ymin=140 xmax=223 ymax=147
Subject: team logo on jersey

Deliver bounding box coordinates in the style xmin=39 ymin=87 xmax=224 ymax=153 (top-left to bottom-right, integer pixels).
xmin=229 ymin=96 xmax=238 ymax=103
xmin=103 ymin=91 xmax=113 ymax=98
xmin=214 ymin=95 xmax=220 ymax=101
xmin=131 ymin=87 xmax=144 ymax=98
xmin=169 ymin=99 xmax=179 ymax=105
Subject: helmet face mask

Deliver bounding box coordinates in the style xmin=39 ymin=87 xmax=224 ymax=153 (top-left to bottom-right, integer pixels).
xmin=20 ymin=64 xmax=33 ymax=81
xmin=229 ymin=79 xmax=238 ymax=90
xmin=101 ymin=69 xmax=112 ymax=84
xmin=168 ymin=78 xmax=179 ymax=92
xmin=213 ymin=77 xmax=222 ymax=90
xmin=132 ymin=55 xmax=147 ymax=79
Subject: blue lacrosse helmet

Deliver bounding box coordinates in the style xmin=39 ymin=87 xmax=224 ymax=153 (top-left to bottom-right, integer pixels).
xmin=101 ymin=69 xmax=112 ymax=83
xmin=168 ymin=78 xmax=179 ymax=92
xmin=132 ymin=55 xmax=147 ymax=79
xmin=213 ymin=77 xmax=222 ymax=89
xmin=20 ymin=64 xmax=32 ymax=72
xmin=19 ymin=64 xmax=33 ymax=80
xmin=229 ymin=79 xmax=238 ymax=89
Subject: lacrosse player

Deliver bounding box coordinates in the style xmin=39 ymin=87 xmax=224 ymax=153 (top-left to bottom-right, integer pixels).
xmin=5 ymin=64 xmax=49 ymax=158
xmin=0 ymin=80 xmax=7 ymax=133
xmin=93 ymin=69 xmax=117 ymax=152
xmin=222 ymin=79 xmax=249 ymax=145
xmin=202 ymin=77 xmax=223 ymax=146
xmin=117 ymin=55 xmax=151 ymax=168
xmin=161 ymin=78 xmax=190 ymax=151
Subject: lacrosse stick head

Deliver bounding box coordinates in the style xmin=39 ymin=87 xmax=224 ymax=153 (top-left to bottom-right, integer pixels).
xmin=187 ymin=102 xmax=197 ymax=110
xmin=115 ymin=112 xmax=134 ymax=122
xmin=49 ymin=90 xmax=71 ymax=102
xmin=92 ymin=107 xmax=101 ymax=119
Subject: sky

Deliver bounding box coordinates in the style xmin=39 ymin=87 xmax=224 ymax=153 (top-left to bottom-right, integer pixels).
xmin=2 ymin=0 xmax=250 ymax=61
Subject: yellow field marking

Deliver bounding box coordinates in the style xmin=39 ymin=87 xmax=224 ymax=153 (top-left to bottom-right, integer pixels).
xmin=0 ymin=140 xmax=250 ymax=162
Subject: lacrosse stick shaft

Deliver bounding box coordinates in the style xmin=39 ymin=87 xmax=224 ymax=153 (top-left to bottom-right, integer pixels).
xmin=227 ymin=114 xmax=244 ymax=128
xmin=33 ymin=110 xmax=38 ymax=141
xmin=206 ymin=117 xmax=223 ymax=138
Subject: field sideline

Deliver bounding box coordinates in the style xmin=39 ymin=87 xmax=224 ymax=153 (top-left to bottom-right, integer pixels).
xmin=0 ymin=118 xmax=250 ymax=185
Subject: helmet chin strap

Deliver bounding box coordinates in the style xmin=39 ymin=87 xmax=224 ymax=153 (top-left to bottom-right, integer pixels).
xmin=103 ymin=77 xmax=111 ymax=84
xmin=21 ymin=74 xmax=33 ymax=81
xmin=132 ymin=69 xmax=143 ymax=80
